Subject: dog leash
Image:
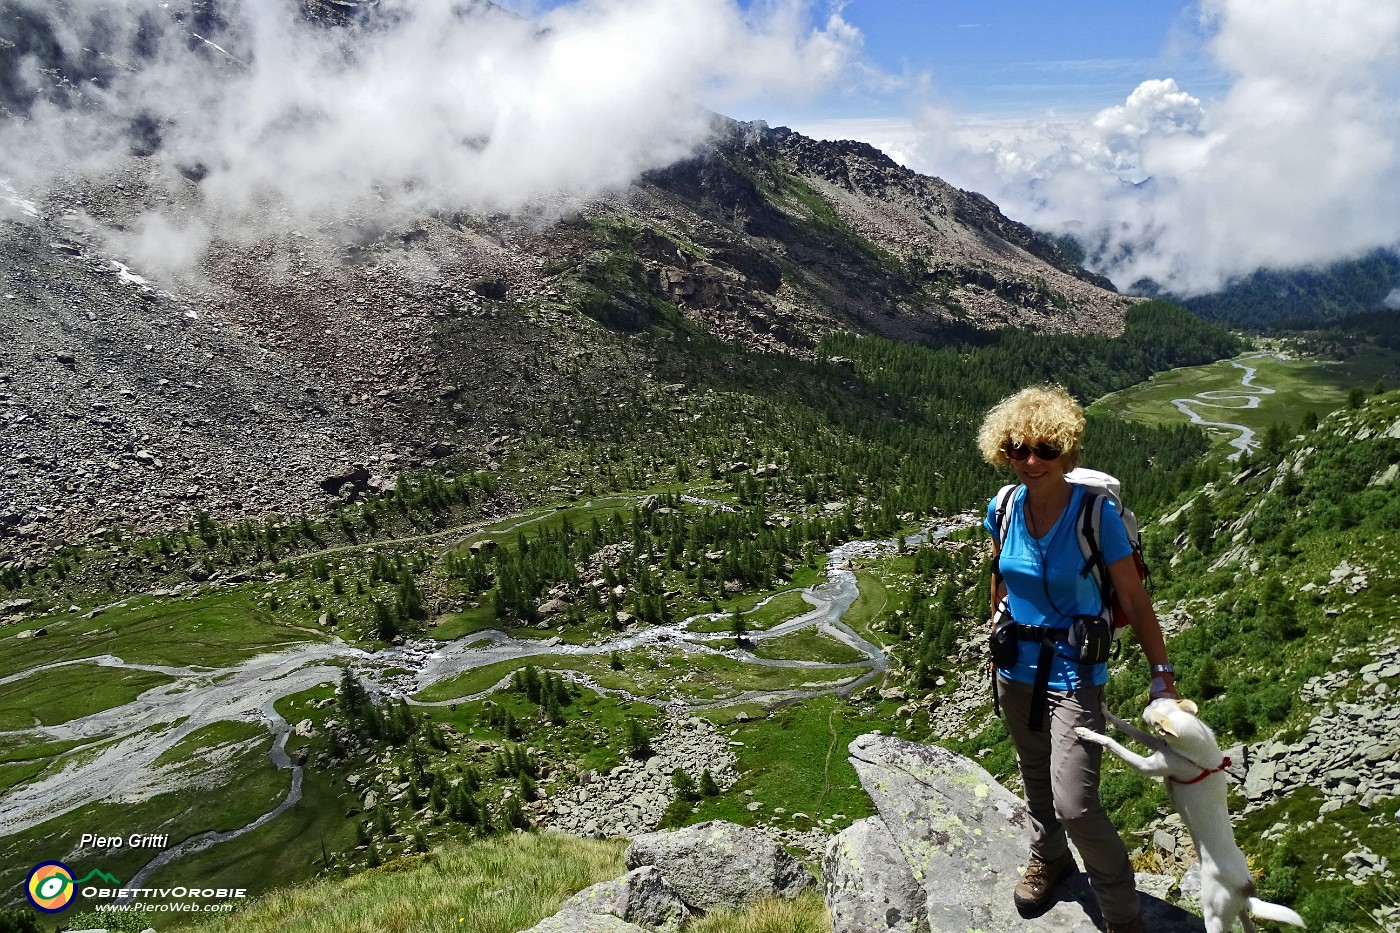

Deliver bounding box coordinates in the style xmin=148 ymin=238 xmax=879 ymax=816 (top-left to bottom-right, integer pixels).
xmin=1170 ymin=755 xmax=1233 ymax=785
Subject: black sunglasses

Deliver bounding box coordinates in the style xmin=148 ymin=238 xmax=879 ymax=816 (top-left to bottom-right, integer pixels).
xmin=1004 ymin=440 xmax=1063 ymax=461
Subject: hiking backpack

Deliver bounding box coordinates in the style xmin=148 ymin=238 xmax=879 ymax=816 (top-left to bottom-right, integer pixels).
xmin=991 ymin=467 xmax=1148 ymax=639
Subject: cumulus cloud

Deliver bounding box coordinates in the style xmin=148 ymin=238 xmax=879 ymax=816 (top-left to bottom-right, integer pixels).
xmin=899 ymin=0 xmax=1400 ymax=296
xmin=0 ymin=0 xmax=861 ymax=264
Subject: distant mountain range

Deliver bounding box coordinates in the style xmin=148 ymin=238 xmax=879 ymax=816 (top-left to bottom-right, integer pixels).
xmin=1129 ymin=248 xmax=1400 ymax=332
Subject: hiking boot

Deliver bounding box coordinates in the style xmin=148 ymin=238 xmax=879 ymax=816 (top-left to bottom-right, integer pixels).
xmin=1104 ymin=916 xmax=1148 ymax=933
xmin=1013 ymin=850 xmax=1076 ymax=915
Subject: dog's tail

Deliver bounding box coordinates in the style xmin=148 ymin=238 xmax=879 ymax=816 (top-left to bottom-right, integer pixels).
xmin=1248 ymin=897 xmax=1305 ymax=927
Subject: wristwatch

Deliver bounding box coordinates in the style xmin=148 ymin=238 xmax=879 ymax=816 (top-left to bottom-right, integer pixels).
xmin=1151 ymin=664 xmax=1175 ymax=675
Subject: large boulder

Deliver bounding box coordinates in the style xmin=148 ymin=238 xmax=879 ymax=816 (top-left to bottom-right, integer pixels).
xmin=827 ymin=734 xmax=1204 ymax=933
xmin=823 ymin=816 xmax=929 ymax=932
xmin=624 ymin=820 xmax=815 ymax=912
xmin=519 ymin=914 xmax=649 ymax=933
xmin=555 ymin=866 xmax=690 ymax=933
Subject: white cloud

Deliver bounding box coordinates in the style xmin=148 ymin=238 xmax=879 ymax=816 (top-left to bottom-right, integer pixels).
xmin=880 ymin=0 xmax=1400 ymax=295
xmin=1 ymin=0 xmax=862 ymax=264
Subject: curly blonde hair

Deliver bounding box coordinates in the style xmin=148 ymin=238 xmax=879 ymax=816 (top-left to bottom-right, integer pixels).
xmin=977 ymin=384 xmax=1085 ymax=470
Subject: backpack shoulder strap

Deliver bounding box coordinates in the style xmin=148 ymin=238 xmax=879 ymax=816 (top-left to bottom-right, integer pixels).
xmin=992 ymin=484 xmax=1019 ymax=548
xmin=1077 ymin=490 xmax=1111 ymax=602
xmin=990 ymin=484 xmax=1019 ymax=592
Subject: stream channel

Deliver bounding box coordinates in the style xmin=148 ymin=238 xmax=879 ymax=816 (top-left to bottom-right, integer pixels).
xmin=1168 ymin=353 xmax=1279 ymax=460
xmin=0 ymin=509 xmax=975 ymax=891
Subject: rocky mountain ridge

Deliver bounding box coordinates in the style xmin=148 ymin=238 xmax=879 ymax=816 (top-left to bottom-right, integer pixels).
xmin=1 ymin=114 xmax=1132 ymax=555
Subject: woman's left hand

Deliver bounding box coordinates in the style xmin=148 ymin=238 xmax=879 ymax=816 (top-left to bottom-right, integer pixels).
xmin=1150 ymin=670 xmax=1178 ymax=700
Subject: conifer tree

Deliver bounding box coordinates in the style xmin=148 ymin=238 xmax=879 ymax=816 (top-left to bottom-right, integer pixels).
xmin=627 ymin=720 xmax=653 ymax=760
xmin=672 ymin=768 xmax=698 ymax=801
xmin=375 ymin=600 xmax=400 ymax=641
xmin=339 ymin=670 xmax=367 ymax=718
xmin=396 ymin=569 xmax=427 ymax=621
xmin=546 ymin=692 xmax=565 ymax=726
xmin=504 ymin=796 xmax=529 ymax=830
xmin=1187 ymin=497 xmax=1215 ymax=553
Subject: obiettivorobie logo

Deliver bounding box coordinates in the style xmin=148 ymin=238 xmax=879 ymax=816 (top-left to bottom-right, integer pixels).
xmin=23 ymin=856 xmax=247 ymax=917
xmin=25 ymin=862 xmax=121 ymax=913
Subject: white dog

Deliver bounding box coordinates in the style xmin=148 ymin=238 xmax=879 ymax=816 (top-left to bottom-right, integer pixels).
xmin=1074 ymin=698 xmax=1305 ymax=933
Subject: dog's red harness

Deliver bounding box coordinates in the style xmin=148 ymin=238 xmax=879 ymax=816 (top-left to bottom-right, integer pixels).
xmin=1171 ymin=756 xmax=1232 ymax=785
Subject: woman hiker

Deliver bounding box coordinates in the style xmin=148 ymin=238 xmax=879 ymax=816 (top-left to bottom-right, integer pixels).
xmin=978 ymin=384 xmax=1177 ymax=933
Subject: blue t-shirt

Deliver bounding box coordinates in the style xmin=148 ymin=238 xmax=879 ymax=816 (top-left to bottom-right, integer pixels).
xmin=983 ymin=484 xmax=1132 ymax=690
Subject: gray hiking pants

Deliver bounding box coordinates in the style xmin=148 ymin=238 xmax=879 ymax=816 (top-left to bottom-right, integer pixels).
xmin=998 ymin=675 xmax=1140 ymax=924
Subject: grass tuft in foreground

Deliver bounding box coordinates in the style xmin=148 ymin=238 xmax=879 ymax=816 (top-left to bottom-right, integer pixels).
xmin=689 ymin=890 xmax=830 ymax=933
xmin=189 ymin=832 xmax=626 ymax=933
xmin=185 ymin=832 xmax=831 ymax=933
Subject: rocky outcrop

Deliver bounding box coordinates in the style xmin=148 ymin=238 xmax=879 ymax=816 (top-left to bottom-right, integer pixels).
xmin=522 ymin=866 xmax=690 ymax=933
xmin=1 ymin=106 xmax=1130 ymax=554
xmin=624 ymin=820 xmax=815 ymax=912
xmin=522 ymin=914 xmax=650 ymax=933
xmin=825 ymin=734 xmax=1204 ymax=933
xmin=525 ymin=822 xmax=814 ymax=932
xmin=1244 ymin=636 xmax=1400 ymax=815
xmin=823 ymin=816 xmax=930 ymax=932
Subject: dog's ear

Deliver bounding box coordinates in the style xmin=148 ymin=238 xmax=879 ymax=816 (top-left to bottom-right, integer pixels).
xmin=1176 ymin=699 xmax=1198 ymax=715
xmin=1148 ymin=712 xmax=1179 ymax=736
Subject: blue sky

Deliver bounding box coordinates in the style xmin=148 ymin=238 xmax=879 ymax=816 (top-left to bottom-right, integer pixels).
xmin=804 ymin=0 xmax=1226 ymax=118
xmin=508 ymin=0 xmax=1229 ymax=123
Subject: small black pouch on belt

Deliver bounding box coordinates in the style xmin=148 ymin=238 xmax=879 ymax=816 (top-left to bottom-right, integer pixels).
xmin=1067 ymin=614 xmax=1113 ymax=665
xmin=990 ymin=614 xmax=1020 ymax=670
xmin=990 ymin=600 xmax=1016 ymax=719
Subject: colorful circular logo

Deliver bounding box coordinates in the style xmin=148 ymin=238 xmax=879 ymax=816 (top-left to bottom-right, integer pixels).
xmin=26 ymin=861 xmax=75 ymax=912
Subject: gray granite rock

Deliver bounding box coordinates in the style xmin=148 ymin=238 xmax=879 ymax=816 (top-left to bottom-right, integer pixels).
xmin=831 ymin=734 xmax=1205 ymax=933
xmin=557 ymin=866 xmax=690 ymax=933
xmin=823 ymin=816 xmax=929 ymax=932
xmin=625 ymin=820 xmax=814 ymax=912
xmin=519 ymin=913 xmax=650 ymax=933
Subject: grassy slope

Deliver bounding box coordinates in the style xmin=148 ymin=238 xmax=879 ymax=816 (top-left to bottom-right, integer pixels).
xmin=171 ymin=832 xmax=829 ymax=933
xmin=1139 ymin=392 xmax=1400 ymax=930
xmin=187 ymin=833 xmax=629 ymax=933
